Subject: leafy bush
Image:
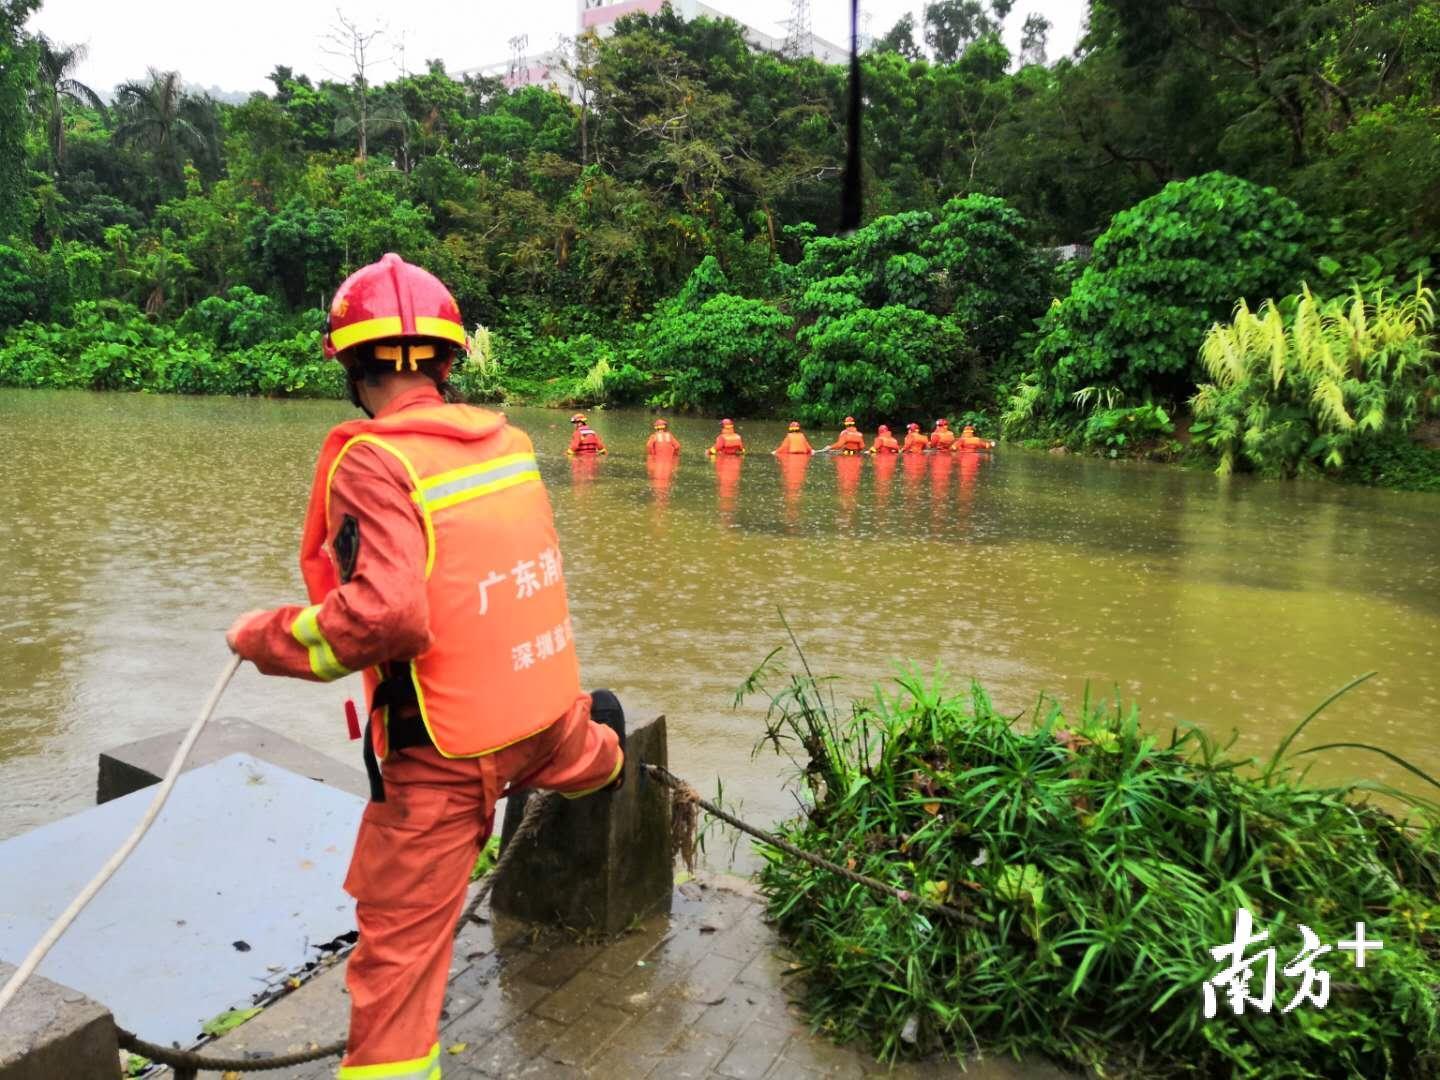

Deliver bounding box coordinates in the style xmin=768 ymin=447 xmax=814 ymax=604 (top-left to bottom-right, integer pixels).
xmin=178 ymin=285 xmax=293 ymax=350
xmin=1190 ymin=281 xmax=1439 ymax=477
xmin=649 ymin=293 xmax=795 ymax=414
xmin=1028 ymin=173 xmax=1315 ymax=415
xmin=789 ymin=306 xmax=968 ymax=425
xmin=745 ymin=653 xmax=1440 ymax=1076
xmin=0 ymin=301 xmax=339 ymax=398
xmin=0 ymin=242 xmax=47 ymax=330
xmin=1341 ymin=433 xmax=1440 ymax=492
xmin=1078 ymin=403 xmax=1176 ymax=457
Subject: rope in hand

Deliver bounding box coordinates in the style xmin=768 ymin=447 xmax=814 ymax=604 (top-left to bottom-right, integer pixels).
xmin=114 ymin=791 xmax=560 ymax=1074
xmin=640 ymin=763 xmax=979 ymax=927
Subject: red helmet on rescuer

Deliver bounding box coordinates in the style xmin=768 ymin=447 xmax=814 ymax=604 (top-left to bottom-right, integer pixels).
xmin=324 ymin=253 xmax=467 ymax=360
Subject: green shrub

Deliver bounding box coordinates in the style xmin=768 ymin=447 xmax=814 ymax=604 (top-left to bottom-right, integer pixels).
xmin=1190 ymin=281 xmax=1439 ymax=477
xmin=649 ymin=293 xmax=795 ymax=413
xmin=1341 ymin=433 xmax=1440 ymax=492
xmin=788 ymin=306 xmax=969 ymax=425
xmin=1028 ymin=173 xmax=1315 ymax=416
xmin=745 ymin=653 xmax=1440 ymax=1076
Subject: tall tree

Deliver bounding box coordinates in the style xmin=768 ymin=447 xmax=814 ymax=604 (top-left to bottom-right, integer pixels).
xmin=322 ymin=11 xmax=388 ymax=166
xmin=113 ymin=70 xmax=213 ymax=191
xmin=923 ymin=0 xmax=1013 ymax=63
xmin=32 ymin=36 xmax=105 ymax=173
xmin=872 ymin=13 xmax=922 ymax=60
xmin=0 ymin=0 xmax=40 ymax=237
xmin=1019 ymin=12 xmax=1051 ymax=66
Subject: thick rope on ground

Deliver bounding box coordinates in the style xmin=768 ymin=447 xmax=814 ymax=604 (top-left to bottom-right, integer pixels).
xmin=641 ymin=762 xmax=979 ymax=927
xmin=117 ymin=791 xmax=560 ymax=1074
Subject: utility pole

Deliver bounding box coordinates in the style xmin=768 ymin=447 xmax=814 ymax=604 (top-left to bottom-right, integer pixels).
xmin=508 ymin=34 xmax=529 ymax=86
xmin=782 ymin=0 xmax=811 ymax=59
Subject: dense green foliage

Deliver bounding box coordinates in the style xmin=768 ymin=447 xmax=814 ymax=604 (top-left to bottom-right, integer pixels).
xmin=0 ymin=0 xmax=1436 ymax=485
xmin=1191 ymin=283 xmax=1439 ymax=478
xmin=1025 ymin=173 xmax=1316 ymax=411
xmin=744 ymin=653 xmax=1440 ymax=1076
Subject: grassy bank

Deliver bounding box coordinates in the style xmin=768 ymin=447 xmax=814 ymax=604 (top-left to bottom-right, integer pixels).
xmin=742 ymin=653 xmax=1440 ymax=1077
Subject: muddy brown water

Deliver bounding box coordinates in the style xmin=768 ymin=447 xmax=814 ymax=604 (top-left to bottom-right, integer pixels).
xmin=3 ymin=390 xmax=1438 ymax=871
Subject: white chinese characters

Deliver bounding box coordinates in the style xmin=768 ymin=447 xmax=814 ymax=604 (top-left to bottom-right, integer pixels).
xmin=1203 ymin=908 xmax=1382 ymax=1018
xmin=475 ymin=546 xmax=563 ymax=615
xmin=511 ymin=618 xmax=573 ymax=672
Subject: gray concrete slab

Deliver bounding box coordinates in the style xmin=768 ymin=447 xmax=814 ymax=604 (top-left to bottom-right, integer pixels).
xmin=0 ymin=961 xmax=118 ymax=1080
xmin=97 ymin=716 xmax=368 ymax=803
xmin=0 ymin=753 xmax=362 ymax=1049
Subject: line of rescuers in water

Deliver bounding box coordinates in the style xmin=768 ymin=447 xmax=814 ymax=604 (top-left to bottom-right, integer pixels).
xmin=565 ymin=413 xmax=997 ymax=458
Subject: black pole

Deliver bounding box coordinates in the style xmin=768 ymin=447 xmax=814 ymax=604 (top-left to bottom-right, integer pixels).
xmin=840 ymin=0 xmax=863 ymax=232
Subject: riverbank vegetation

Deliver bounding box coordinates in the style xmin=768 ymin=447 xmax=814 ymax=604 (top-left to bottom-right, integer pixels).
xmin=742 ymin=654 xmax=1440 ymax=1077
xmin=0 ymin=1 xmax=1437 ymax=486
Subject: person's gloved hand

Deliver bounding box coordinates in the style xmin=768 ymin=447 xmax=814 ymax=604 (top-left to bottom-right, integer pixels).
xmin=225 ymin=609 xmax=269 ymax=654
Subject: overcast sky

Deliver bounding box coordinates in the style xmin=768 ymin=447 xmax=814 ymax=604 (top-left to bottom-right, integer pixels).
xmin=28 ymin=0 xmax=1089 ymax=98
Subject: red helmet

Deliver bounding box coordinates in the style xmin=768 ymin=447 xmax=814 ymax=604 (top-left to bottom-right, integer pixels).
xmin=906 ymin=422 xmax=920 ymax=431
xmin=720 ymin=418 xmax=734 ymax=427
xmin=843 ymin=415 xmax=856 ymax=426
xmin=962 ymin=424 xmax=976 ymax=434
xmin=936 ymin=418 xmax=949 ymax=427
xmin=653 ymin=417 xmax=668 ymax=429
xmin=324 ymin=253 xmax=467 ymax=359
xmin=877 ymin=424 xmax=891 ymax=434
xmin=787 ymin=420 xmax=801 ymax=431
xmin=571 ymin=413 xmax=588 ymax=424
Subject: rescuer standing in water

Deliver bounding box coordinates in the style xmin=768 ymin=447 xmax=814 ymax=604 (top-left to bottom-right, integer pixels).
xmin=930 ymin=418 xmax=957 ymax=451
xmin=567 ymin=413 xmax=608 ymax=456
xmin=645 ymin=417 xmax=681 ymax=457
xmin=225 ymin=254 xmax=623 ymax=1080
xmin=773 ymin=420 xmax=814 ymax=455
xmin=708 ymin=418 xmax=746 ymax=456
xmin=869 ymin=424 xmax=900 ymax=453
xmin=823 ymin=416 xmax=866 ymax=454
xmin=901 ymin=422 xmax=929 ymax=454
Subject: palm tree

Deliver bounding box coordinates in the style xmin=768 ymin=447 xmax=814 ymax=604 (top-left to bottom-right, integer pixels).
xmin=113 ymin=69 xmax=211 ymax=189
xmin=31 ymin=35 xmax=105 ymax=172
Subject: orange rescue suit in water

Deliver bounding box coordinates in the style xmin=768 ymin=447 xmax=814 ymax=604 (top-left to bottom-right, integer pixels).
xmin=775 ymin=431 xmax=814 ymax=454
xmin=568 ymin=425 xmax=607 ymax=455
xmin=646 ymin=429 xmax=681 ymax=458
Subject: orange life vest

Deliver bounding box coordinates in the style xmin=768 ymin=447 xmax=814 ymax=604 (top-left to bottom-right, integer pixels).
xmin=646 ymin=431 xmax=680 ymax=457
xmin=901 ymin=433 xmax=928 ymax=454
xmin=872 ymin=434 xmax=900 ymax=453
xmin=571 ymin=427 xmax=603 ymax=454
xmin=299 ymin=404 xmax=580 ymax=759
xmin=776 ymin=432 xmax=813 ymax=454
xmin=931 ymin=429 xmax=957 ymax=450
xmin=713 ymin=432 xmax=745 ymax=455
xmin=956 ymin=436 xmax=993 ymax=451
xmin=836 ymin=429 xmax=865 ymax=453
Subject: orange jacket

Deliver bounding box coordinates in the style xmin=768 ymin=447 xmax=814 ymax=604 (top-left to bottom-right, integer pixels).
xmin=930 ymin=428 xmax=957 ymax=451
xmin=825 ymin=428 xmax=866 ymax=453
xmin=298 ymin=392 xmax=579 ymax=760
xmin=774 ymin=432 xmax=814 ymax=454
xmin=568 ymin=426 xmax=606 ymax=454
xmin=646 ymin=431 xmax=681 ymax=457
xmin=956 ymin=435 xmax=995 ymax=451
xmin=871 ymin=434 xmax=900 ymax=453
xmin=710 ymin=432 xmax=746 ymax=455
xmin=901 ymin=432 xmax=929 ymax=454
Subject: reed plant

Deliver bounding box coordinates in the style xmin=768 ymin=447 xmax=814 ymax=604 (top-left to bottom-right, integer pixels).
xmin=744 ymin=649 xmax=1440 ymax=1077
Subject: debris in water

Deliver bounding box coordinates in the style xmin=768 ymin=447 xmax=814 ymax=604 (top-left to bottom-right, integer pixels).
xmin=232 ymin=940 xmax=251 ymax=952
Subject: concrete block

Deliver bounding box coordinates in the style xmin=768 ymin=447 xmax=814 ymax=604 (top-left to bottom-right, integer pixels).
xmin=492 ymin=714 xmax=672 ymax=935
xmin=0 ymin=962 xmax=119 ymax=1080
xmin=97 ymin=717 xmax=368 ymax=803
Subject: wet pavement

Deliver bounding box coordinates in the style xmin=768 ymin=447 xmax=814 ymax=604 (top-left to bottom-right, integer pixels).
xmin=199 ymin=875 xmax=1073 ymax=1079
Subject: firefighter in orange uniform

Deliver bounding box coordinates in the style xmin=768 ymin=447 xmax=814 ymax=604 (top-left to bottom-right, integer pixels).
xmin=901 ymin=422 xmax=928 ymax=454
xmin=823 ymin=416 xmax=866 ymax=454
xmin=929 ymin=418 xmax=957 ymax=451
xmin=567 ymin=413 xmax=607 ymax=456
xmin=773 ymin=420 xmax=814 ymax=455
xmin=707 ymin=418 xmax=746 ymax=456
xmin=645 ymin=417 xmax=681 ymax=458
xmin=955 ymin=423 xmax=997 ymax=451
xmin=225 ymin=254 xmax=623 ymax=1080
xmin=869 ymin=424 xmax=900 ymax=453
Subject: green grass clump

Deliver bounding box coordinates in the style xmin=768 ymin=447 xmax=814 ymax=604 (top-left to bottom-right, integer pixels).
xmin=745 ymin=652 xmax=1440 ymax=1078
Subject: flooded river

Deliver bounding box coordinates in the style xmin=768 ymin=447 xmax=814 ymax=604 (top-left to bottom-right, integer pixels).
xmin=3 ymin=389 xmax=1438 ymax=863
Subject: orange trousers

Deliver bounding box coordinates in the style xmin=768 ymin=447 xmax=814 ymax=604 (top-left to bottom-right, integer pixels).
xmin=337 ymin=695 xmax=623 ymax=1078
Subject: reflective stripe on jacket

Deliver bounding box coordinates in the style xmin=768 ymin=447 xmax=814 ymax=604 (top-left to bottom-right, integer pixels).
xmin=299 ymin=403 xmax=581 ymax=759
